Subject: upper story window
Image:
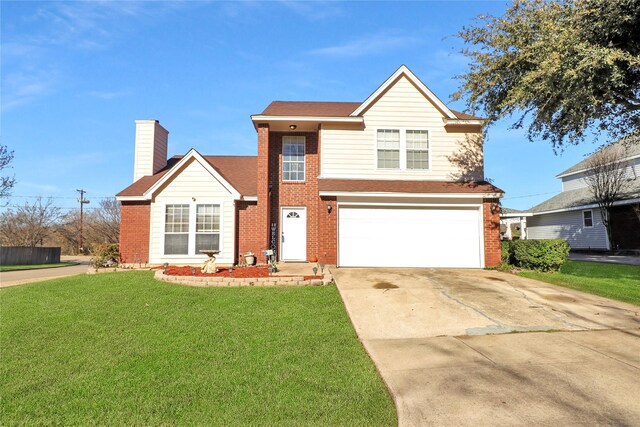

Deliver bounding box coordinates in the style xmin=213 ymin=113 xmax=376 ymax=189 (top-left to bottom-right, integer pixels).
xmin=283 ymin=136 xmax=305 ymax=181
xmin=406 ymin=130 xmax=429 ymax=170
xmin=583 ymin=210 xmax=593 ymax=228
xmin=376 ymin=129 xmax=429 ymax=170
xmin=165 ymin=204 xmax=190 ymax=255
xmin=377 ymin=130 xmax=400 ymax=169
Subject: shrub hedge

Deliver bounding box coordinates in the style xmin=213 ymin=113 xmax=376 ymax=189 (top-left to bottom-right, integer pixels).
xmin=501 ymin=239 xmax=570 ymax=272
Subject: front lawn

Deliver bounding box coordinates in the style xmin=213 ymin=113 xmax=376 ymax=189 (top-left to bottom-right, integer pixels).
xmin=518 ymin=260 xmax=640 ymax=306
xmin=0 ymin=262 xmax=74 ymax=272
xmin=0 ymin=272 xmax=395 ymax=426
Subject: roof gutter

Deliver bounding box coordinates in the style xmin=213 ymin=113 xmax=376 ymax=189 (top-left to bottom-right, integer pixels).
xmin=250 ymin=115 xmax=363 ymax=129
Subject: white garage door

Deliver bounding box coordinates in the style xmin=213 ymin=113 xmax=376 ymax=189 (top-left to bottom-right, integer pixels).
xmin=338 ymin=206 xmax=482 ymax=268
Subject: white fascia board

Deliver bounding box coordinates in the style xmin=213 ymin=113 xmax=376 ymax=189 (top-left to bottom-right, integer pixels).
xmin=250 ymin=115 xmax=363 ymax=124
xmin=350 ymin=65 xmax=457 ymax=119
xmin=500 ymin=212 xmax=534 ymax=218
xmin=242 ymin=196 xmax=258 ymax=202
xmin=444 ymin=119 xmax=484 ymax=126
xmin=319 ymin=191 xmax=503 ymax=198
xmin=532 ymin=197 xmax=640 ymax=215
xmin=555 ymin=153 xmax=640 ymax=178
xmin=144 ymin=149 xmax=242 ymax=200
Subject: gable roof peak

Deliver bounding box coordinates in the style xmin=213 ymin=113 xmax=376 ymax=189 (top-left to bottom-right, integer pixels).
xmin=350 ymin=65 xmax=458 ymax=119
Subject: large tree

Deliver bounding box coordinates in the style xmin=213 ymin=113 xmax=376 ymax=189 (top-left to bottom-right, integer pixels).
xmin=0 ymin=198 xmax=61 ymax=247
xmin=454 ymin=0 xmax=640 ymax=150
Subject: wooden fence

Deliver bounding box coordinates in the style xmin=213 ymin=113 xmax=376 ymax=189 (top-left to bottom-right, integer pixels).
xmin=0 ymin=247 xmax=61 ymax=266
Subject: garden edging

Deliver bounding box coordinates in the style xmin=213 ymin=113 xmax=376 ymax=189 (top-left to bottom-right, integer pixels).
xmin=153 ymin=270 xmax=332 ymax=287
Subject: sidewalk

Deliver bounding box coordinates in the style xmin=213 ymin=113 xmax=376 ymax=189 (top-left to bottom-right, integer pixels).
xmin=569 ymin=252 xmax=640 ymax=266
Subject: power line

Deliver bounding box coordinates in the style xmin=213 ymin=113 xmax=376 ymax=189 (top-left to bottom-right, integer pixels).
xmin=7 ymin=195 xmax=116 ymax=200
xmin=502 ymin=191 xmax=559 ymax=200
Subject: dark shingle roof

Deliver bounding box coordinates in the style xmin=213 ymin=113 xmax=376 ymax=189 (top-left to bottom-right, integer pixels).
xmin=117 ymin=155 xmax=257 ymax=198
xmin=260 ymin=101 xmax=483 ymax=120
xmin=530 ymin=179 xmax=640 ymax=213
xmin=318 ymin=179 xmax=502 ymax=194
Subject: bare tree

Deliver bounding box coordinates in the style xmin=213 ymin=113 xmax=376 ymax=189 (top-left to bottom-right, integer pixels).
xmin=0 ymin=197 xmax=61 ymax=247
xmin=583 ymin=144 xmax=631 ymax=250
xmin=87 ymin=198 xmax=120 ymax=244
xmin=0 ymin=145 xmax=16 ymax=201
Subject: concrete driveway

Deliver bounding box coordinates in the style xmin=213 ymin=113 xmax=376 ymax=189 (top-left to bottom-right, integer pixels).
xmin=333 ymin=268 xmax=640 ymax=426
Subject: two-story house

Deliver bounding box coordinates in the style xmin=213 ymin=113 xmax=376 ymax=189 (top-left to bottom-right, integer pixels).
xmin=116 ymin=65 xmax=504 ymax=268
xmin=527 ymin=142 xmax=640 ymax=250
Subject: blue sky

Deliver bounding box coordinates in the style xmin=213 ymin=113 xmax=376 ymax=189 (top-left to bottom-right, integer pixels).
xmin=2 ymin=0 xmax=601 ymax=212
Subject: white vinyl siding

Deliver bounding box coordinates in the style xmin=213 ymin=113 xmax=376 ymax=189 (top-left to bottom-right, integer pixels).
xmin=561 ymin=158 xmax=640 ymax=191
xmin=320 ymin=75 xmax=483 ymax=181
xmin=527 ymin=210 xmax=609 ymax=249
xmin=149 ymin=158 xmax=235 ymax=264
xmin=283 ymin=136 xmax=305 ymax=181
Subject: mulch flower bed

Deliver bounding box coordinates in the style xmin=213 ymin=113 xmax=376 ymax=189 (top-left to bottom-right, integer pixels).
xmin=164 ymin=266 xmax=321 ymax=281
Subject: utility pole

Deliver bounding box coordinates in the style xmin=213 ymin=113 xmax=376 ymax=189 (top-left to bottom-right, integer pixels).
xmin=76 ymin=189 xmax=90 ymax=253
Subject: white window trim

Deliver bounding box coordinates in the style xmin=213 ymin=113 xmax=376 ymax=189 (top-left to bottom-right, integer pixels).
xmin=374 ymin=128 xmax=431 ymax=171
xmin=282 ymin=136 xmax=306 ymax=182
xmin=582 ymin=209 xmax=594 ymax=228
xmin=161 ymin=200 xmax=225 ymax=257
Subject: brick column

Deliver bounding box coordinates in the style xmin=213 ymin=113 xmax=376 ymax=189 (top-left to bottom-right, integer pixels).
xmin=483 ymin=198 xmax=501 ymax=267
xmin=256 ymin=123 xmax=271 ymax=262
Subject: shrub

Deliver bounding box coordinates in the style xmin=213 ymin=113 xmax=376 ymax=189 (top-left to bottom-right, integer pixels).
xmin=501 ymin=241 xmax=515 ymax=264
xmin=91 ymin=243 xmax=120 ymax=268
xmin=511 ymin=239 xmax=570 ymax=272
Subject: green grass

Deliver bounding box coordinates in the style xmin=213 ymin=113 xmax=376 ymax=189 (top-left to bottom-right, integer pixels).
xmin=518 ymin=260 xmax=640 ymax=306
xmin=0 ymin=272 xmax=396 ymax=426
xmin=0 ymin=262 xmax=74 ymax=272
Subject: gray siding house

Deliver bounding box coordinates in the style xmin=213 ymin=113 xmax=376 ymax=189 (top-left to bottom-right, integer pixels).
xmin=526 ymin=142 xmax=640 ymax=250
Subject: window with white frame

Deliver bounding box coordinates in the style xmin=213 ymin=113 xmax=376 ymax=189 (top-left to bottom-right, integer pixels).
xmin=164 ymin=204 xmax=190 ymax=255
xmin=583 ymin=210 xmax=593 ymax=227
xmin=164 ymin=203 xmax=222 ymax=255
xmin=283 ymin=136 xmax=305 ymax=181
xmin=376 ymin=129 xmax=430 ymax=170
xmin=406 ymin=130 xmax=429 ymax=169
xmin=195 ymin=204 xmax=220 ymax=252
xmin=377 ymin=129 xmax=400 ymax=169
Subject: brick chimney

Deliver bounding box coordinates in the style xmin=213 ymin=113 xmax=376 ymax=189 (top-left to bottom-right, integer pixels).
xmin=133 ymin=120 xmax=169 ymax=182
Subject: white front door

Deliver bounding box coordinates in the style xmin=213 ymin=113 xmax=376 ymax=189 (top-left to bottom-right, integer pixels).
xmin=281 ymin=207 xmax=307 ymax=261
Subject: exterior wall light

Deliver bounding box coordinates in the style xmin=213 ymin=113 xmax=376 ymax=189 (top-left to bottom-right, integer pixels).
xmin=289 ymin=124 xmax=297 ymax=130
xmin=327 ymin=204 xmax=332 ymax=213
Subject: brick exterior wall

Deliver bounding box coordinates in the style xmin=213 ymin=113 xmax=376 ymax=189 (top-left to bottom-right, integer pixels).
xmin=483 ymin=198 xmax=502 ymax=267
xmin=318 ymin=196 xmax=337 ymax=264
xmin=256 ymin=123 xmax=271 ymax=263
xmin=236 ymin=200 xmax=262 ymax=263
xmin=119 ymin=201 xmax=151 ymax=264
xmin=242 ymin=126 xmax=339 ymax=264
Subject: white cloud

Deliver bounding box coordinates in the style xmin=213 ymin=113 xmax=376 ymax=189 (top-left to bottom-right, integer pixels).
xmin=1 ymin=70 xmax=57 ymax=112
xmin=309 ymin=33 xmax=420 ymax=58
xmin=278 ymin=0 xmax=343 ymax=21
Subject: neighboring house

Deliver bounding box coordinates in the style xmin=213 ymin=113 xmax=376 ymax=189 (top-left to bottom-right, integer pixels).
xmin=116 ymin=65 xmax=504 ymax=268
xmin=500 ymin=208 xmax=531 ymax=240
xmin=527 ymin=142 xmax=640 ymax=250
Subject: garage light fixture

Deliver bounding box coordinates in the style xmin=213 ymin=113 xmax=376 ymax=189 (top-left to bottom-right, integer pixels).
xmin=289 ymin=124 xmax=297 ymax=130
xmin=326 ymin=204 xmax=332 ymax=213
